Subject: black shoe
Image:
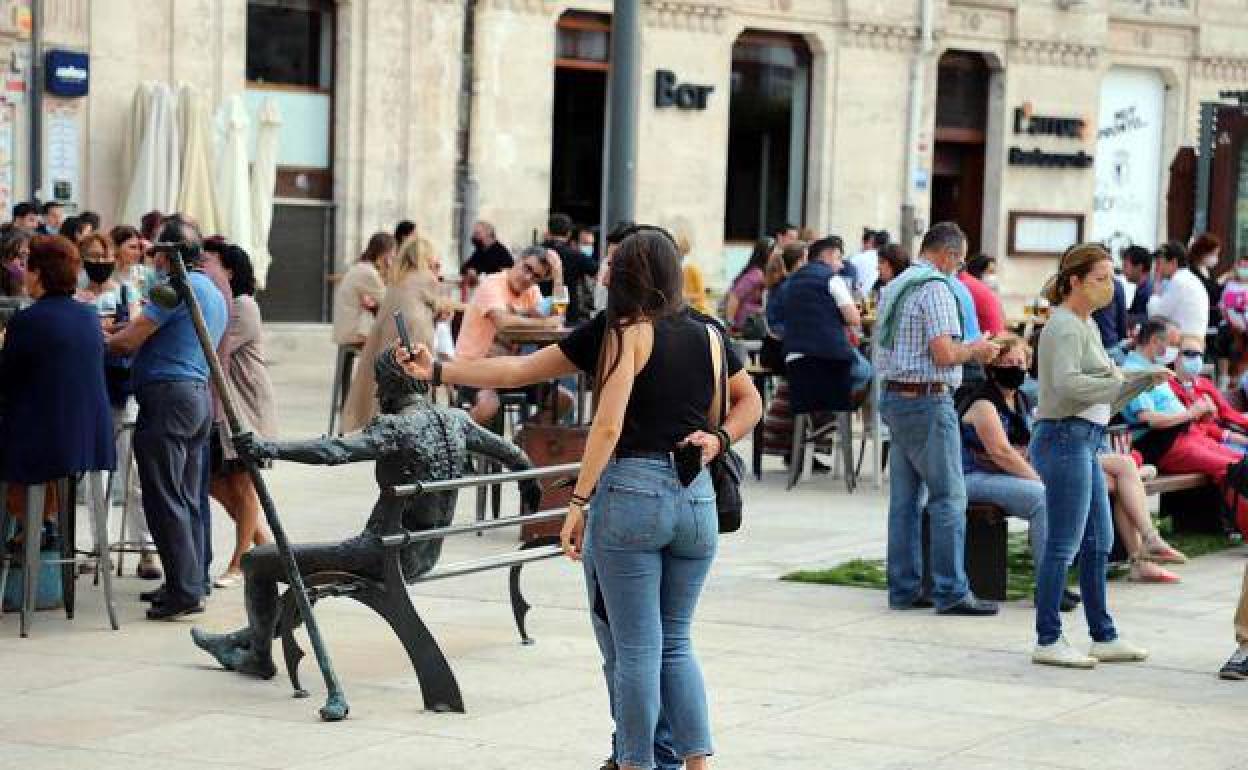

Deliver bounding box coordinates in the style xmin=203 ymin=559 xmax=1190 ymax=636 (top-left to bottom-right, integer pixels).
xmin=598 ymin=760 xmax=619 ymax=770
xmin=1219 ymin=647 xmax=1248 ymax=680
xmin=892 ymin=595 xmax=935 ymax=610
xmin=146 ymin=600 xmax=204 ymax=621
xmin=936 ymin=595 xmax=1000 ymax=616
xmin=811 ymin=457 xmax=832 ymax=475
xmin=140 ymin=587 xmax=167 ymax=603
xmin=1060 ymin=589 xmax=1082 ymax=613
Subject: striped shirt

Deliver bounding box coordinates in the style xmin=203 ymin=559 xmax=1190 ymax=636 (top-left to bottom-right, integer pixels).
xmin=875 ymin=262 xmax=964 ymax=387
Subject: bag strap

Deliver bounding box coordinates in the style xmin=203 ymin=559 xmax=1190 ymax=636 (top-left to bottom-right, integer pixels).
xmin=705 ymin=324 xmax=729 ymax=429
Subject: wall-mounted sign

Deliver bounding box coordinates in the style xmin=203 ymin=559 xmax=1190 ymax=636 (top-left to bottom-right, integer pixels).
xmin=654 ymin=70 xmax=713 ymax=110
xmin=1008 ymin=211 xmax=1085 ymax=257
xmin=45 ymin=49 xmax=88 ymax=98
xmin=1009 ymin=102 xmax=1093 ymax=168
xmin=1091 ymin=67 xmax=1165 ymax=254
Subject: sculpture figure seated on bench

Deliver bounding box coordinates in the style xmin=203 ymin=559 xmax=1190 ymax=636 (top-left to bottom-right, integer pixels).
xmin=191 ymin=347 xmax=541 ymax=679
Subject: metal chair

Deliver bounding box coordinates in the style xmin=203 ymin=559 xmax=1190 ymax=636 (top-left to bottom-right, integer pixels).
xmin=0 ymin=474 xmax=119 ymax=636
xmin=327 ymin=344 xmax=362 ymax=437
xmin=109 ymin=420 xmax=148 ymax=577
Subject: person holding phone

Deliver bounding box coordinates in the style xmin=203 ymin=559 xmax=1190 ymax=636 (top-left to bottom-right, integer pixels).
xmin=398 ymin=227 xmax=762 ymax=770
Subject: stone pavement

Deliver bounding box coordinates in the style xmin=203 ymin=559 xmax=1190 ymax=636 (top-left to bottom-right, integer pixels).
xmin=2 ymin=325 xmax=1247 ymax=770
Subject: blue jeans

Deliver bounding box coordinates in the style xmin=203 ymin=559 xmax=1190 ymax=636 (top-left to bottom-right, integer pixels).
xmin=964 ymin=471 xmax=1047 ymax=560
xmin=1030 ymin=418 xmax=1118 ymax=646
xmin=586 ymin=457 xmax=717 ymax=770
xmin=881 ymin=391 xmax=969 ymax=609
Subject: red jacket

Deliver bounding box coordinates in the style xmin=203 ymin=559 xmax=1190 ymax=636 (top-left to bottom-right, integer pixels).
xmin=958 ymin=272 xmax=1005 ymax=337
xmin=1171 ymin=375 xmax=1248 ymax=441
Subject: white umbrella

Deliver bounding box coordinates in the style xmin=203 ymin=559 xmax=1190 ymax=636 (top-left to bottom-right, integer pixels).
xmin=176 ymin=84 xmax=220 ymax=234
xmin=115 ymin=83 xmax=151 ymax=225
xmin=249 ymin=97 xmax=281 ymax=289
xmin=118 ymin=82 xmax=180 ymax=228
xmin=215 ymin=94 xmax=252 ymax=255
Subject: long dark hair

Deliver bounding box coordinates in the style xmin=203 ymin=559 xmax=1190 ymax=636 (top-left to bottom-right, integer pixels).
xmin=595 ymin=228 xmax=685 ymax=395
xmin=733 ymin=237 xmax=773 ymax=286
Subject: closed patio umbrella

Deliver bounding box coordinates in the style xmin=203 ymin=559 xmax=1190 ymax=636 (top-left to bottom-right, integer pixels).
xmin=119 ymin=82 xmax=180 ymax=229
xmin=249 ymin=97 xmax=281 ymax=289
xmin=215 ymin=94 xmax=252 ymax=255
xmin=176 ymin=84 xmax=220 ymax=234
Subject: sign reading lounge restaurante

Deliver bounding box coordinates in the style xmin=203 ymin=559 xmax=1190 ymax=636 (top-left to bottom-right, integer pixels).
xmin=1009 ymin=101 xmax=1094 ymax=169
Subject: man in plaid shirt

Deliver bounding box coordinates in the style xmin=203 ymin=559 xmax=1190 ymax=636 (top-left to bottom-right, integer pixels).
xmin=876 ymin=222 xmax=1001 ymax=615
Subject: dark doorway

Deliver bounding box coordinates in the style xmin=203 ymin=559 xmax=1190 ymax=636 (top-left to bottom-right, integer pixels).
xmin=931 ymin=51 xmax=991 ymax=255
xmin=550 ymin=13 xmax=609 ymax=229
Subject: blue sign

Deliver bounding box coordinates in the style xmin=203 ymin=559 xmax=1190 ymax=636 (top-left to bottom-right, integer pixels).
xmin=45 ymin=50 xmax=89 ymax=98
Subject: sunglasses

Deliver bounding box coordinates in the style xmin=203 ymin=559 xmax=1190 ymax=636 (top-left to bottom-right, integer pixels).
xmin=1179 ymin=350 xmax=1203 ymax=358
xmin=521 ymin=262 xmax=546 ymax=280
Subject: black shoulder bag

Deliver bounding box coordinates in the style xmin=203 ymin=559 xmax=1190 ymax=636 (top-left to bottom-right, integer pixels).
xmin=706 ymin=324 xmax=745 ymax=533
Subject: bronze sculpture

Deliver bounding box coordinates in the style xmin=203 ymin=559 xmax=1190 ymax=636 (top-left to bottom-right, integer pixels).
xmin=191 ymin=348 xmax=540 ymax=680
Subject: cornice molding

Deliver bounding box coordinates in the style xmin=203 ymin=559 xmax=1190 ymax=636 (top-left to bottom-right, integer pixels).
xmin=643 ymin=0 xmax=728 ymax=33
xmin=483 ymin=0 xmax=554 ymax=14
xmin=843 ymin=22 xmax=918 ymax=52
xmin=1196 ymin=56 xmax=1248 ymax=82
xmin=1013 ymin=38 xmax=1100 ymax=69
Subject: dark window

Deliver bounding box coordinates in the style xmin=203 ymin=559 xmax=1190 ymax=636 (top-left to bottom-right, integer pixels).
xmin=246 ymin=0 xmax=333 ymax=89
xmin=724 ymin=32 xmax=811 ymax=241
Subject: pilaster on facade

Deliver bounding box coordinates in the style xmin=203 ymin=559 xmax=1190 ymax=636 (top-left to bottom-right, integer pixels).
xmin=643 ymin=0 xmax=728 ymax=34
xmin=1013 ymin=38 xmax=1100 ymax=69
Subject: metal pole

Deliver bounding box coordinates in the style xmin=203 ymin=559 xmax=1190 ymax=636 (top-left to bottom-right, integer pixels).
xmin=604 ymin=0 xmax=640 ymax=229
xmin=29 ymin=0 xmax=42 ymax=201
xmin=901 ymin=0 xmax=934 ymax=250
xmin=452 ymin=0 xmax=479 ymax=266
xmin=165 ymin=247 xmax=350 ymax=722
xmin=1195 ymin=101 xmax=1215 ymax=235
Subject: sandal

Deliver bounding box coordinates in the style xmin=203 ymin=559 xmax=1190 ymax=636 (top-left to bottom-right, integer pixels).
xmin=1144 ymin=535 xmax=1188 ymax=564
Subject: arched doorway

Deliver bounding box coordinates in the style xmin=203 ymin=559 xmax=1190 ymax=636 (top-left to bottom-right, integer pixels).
xmin=931 ymin=51 xmax=990 ymax=255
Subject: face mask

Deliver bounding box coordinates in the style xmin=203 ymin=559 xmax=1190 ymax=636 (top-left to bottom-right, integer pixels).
xmin=83 ymin=261 xmax=115 ymax=284
xmin=984 ymin=275 xmax=1000 ymax=292
xmin=987 ymin=365 xmax=1025 ymax=390
xmin=1180 ymin=356 xmax=1203 ymax=376
xmin=580 ymin=244 xmax=593 ymax=258
xmin=1203 ymin=255 xmax=1219 ymax=269
xmin=1237 ymin=266 xmax=1248 ymax=281
xmin=1159 ymin=346 xmax=1178 ymax=366
xmin=1085 ymin=281 xmax=1114 ymax=310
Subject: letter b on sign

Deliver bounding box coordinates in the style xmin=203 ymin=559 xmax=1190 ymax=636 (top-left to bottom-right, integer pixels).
xmin=655 ymin=69 xmax=713 ymax=110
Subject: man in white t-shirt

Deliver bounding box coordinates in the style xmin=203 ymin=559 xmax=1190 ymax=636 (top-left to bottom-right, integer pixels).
xmin=1147 ymin=240 xmax=1210 ymax=338
xmin=849 ymin=228 xmax=888 ymax=297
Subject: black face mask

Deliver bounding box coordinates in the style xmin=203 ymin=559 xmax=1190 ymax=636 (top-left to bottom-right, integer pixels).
xmin=470 ymin=236 xmax=485 ymax=250
xmin=83 ymin=261 xmax=115 ymax=284
xmin=987 ymin=365 xmax=1025 ymax=390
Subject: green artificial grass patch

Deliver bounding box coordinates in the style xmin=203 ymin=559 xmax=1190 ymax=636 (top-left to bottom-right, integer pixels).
xmin=784 ymin=522 xmax=1240 ymax=601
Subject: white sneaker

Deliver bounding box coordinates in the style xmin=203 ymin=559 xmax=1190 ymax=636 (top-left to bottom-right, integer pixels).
xmin=1032 ymin=636 xmax=1097 ymax=669
xmin=1089 ymin=638 xmax=1149 ymax=663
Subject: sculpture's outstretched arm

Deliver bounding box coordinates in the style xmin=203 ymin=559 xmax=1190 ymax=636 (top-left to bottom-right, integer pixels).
xmin=238 ymin=430 xmax=383 ymax=467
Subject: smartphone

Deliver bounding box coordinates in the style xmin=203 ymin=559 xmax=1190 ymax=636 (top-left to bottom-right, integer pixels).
xmin=675 ymin=443 xmax=702 ymax=488
xmin=394 ymin=311 xmax=413 ymax=355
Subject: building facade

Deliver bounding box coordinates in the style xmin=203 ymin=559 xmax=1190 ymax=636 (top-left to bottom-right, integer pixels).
xmin=3 ymin=0 xmax=1248 ymax=317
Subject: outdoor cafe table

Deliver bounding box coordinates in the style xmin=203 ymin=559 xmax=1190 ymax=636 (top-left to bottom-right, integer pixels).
xmin=494 ymin=326 xmax=588 ymax=423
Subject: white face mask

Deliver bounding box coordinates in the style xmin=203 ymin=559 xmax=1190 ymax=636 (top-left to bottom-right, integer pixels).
xmin=1159 ymin=346 xmax=1178 ymax=366
xmin=984 ymin=275 xmax=1000 ymax=292
xmin=1202 ymin=255 xmax=1219 ymax=269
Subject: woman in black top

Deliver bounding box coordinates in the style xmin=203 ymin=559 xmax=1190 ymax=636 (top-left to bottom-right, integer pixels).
xmin=399 ymin=227 xmax=762 ymax=770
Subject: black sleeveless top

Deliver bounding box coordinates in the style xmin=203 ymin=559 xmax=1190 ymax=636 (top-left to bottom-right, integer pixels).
xmin=559 ymin=309 xmax=743 ymax=453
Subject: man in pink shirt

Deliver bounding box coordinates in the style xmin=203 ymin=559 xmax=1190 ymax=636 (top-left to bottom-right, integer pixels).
xmin=958 ymin=258 xmax=1005 ymax=337
xmin=455 ymin=245 xmax=563 ymax=424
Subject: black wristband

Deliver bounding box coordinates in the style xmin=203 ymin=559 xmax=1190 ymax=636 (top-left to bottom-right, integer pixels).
xmin=715 ymin=428 xmax=731 ymax=456
xmin=432 ymin=360 xmax=443 ymax=388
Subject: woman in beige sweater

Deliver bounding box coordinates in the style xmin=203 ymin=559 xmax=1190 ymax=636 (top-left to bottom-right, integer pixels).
xmin=1030 ymin=243 xmax=1158 ymax=669
xmin=341 ymin=237 xmax=455 ymax=432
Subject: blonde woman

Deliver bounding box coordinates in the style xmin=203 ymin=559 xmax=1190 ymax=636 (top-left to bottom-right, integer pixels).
xmin=675 ymin=229 xmax=711 ymax=316
xmin=341 ymin=237 xmax=456 ymax=431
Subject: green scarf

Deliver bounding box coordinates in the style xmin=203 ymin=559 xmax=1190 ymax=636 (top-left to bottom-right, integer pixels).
xmin=877 ymin=263 xmax=966 ymax=350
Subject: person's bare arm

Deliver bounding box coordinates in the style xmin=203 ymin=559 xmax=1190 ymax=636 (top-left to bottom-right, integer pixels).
xmin=838 ymin=300 xmax=862 ymax=327
xmin=398 ymin=342 xmax=579 ymax=388
xmin=485 ymin=306 xmax=560 ymax=331
xmin=1138 ymin=404 xmax=1206 ymax=430
xmin=930 ymin=335 xmax=999 ymax=367
xmin=106 ymin=314 xmax=158 ymax=355
xmin=965 ymin=401 xmax=1040 ymax=481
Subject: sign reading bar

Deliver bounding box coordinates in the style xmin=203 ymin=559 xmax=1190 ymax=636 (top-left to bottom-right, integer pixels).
xmin=655 ymin=70 xmax=713 ymax=110
xmin=45 ymin=50 xmax=88 ymax=98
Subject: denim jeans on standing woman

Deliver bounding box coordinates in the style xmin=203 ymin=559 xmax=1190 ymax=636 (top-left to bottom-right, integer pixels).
xmin=586 ymin=455 xmax=717 ymax=770
xmin=880 ymin=392 xmax=970 ymax=610
xmin=1030 ymin=418 xmax=1118 ymax=646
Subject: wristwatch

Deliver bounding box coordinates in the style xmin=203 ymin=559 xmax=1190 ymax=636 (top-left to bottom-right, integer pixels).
xmin=432 ymin=360 xmax=443 ymax=387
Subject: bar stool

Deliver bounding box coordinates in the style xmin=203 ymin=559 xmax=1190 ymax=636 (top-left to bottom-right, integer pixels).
xmin=327 ymin=343 xmax=362 ymax=437
xmin=109 ymin=420 xmax=147 ymax=577
xmin=0 ymin=473 xmax=119 ymax=636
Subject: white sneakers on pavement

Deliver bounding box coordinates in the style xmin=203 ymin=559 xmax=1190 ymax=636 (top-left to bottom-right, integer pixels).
xmin=1032 ymin=636 xmax=1150 ymax=668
